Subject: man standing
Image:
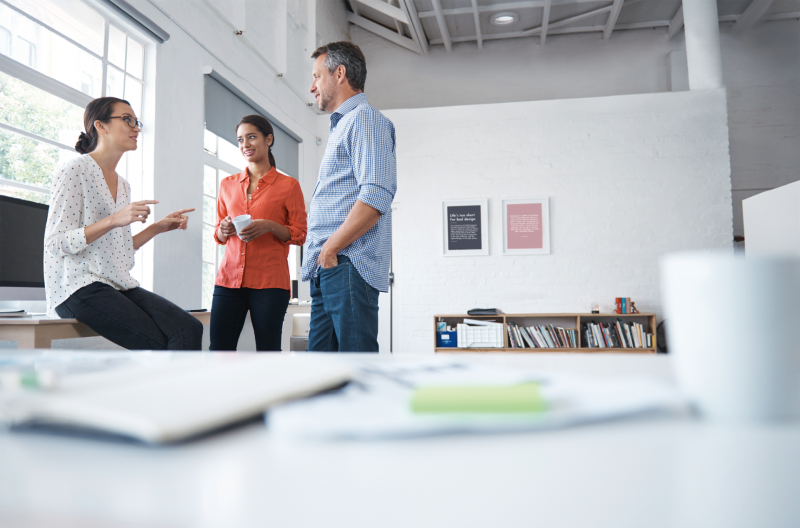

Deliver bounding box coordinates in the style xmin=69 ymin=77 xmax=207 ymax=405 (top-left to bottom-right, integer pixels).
xmin=302 ymin=41 xmax=396 ymax=352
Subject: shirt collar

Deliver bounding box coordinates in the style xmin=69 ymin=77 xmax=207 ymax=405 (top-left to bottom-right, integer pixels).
xmin=240 ymin=166 xmax=279 ymax=185
xmin=330 ymin=93 xmax=366 ymax=125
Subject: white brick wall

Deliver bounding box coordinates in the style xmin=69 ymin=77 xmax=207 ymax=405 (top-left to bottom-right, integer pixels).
xmin=383 ymin=88 xmax=733 ymax=354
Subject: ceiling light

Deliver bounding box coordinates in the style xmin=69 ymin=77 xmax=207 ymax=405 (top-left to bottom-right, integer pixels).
xmin=490 ymin=12 xmax=519 ymax=26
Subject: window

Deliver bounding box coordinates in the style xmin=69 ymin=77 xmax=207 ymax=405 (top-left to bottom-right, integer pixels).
xmin=0 ymin=26 xmax=9 ymax=56
xmin=15 ymin=36 xmax=35 ymax=68
xmin=0 ymin=0 xmax=151 ymax=282
xmin=201 ymin=129 xmax=238 ymax=309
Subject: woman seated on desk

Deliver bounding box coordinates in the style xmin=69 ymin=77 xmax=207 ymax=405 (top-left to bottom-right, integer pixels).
xmin=44 ymin=97 xmax=202 ymax=350
xmin=211 ymin=115 xmax=307 ymax=351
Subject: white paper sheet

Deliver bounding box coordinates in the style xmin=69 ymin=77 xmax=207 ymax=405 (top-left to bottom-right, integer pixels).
xmin=268 ymin=358 xmax=686 ymax=440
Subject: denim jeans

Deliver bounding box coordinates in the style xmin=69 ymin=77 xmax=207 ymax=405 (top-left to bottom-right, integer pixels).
xmin=55 ymin=282 xmax=203 ymax=350
xmin=210 ymin=286 xmax=290 ymax=352
xmin=308 ymin=255 xmax=379 ymax=353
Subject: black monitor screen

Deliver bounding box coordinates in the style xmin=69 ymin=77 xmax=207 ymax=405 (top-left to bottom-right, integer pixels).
xmin=0 ymin=196 xmax=49 ymax=288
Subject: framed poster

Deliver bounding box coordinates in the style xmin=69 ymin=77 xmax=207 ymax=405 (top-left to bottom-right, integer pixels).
xmin=502 ymin=197 xmax=550 ymax=255
xmin=442 ymin=199 xmax=489 ymax=256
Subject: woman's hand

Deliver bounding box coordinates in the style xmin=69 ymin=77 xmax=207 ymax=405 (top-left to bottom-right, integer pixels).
xmin=218 ymin=216 xmax=236 ymax=241
xmin=112 ymin=200 xmax=159 ymax=227
xmin=238 ymin=219 xmax=277 ymax=243
xmin=155 ymin=208 xmax=195 ymax=233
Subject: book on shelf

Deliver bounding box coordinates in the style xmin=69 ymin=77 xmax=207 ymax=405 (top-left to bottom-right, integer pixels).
xmin=581 ymin=320 xmax=652 ymax=349
xmin=504 ymin=322 xmax=578 ymax=349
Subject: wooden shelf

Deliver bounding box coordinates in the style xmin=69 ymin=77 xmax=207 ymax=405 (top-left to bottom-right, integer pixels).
xmin=434 ymin=313 xmax=657 ymax=354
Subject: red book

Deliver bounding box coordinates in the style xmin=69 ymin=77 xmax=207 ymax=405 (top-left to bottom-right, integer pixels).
xmin=615 ymin=297 xmax=622 ymax=314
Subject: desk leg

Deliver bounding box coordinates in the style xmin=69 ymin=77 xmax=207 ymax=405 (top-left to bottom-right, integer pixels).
xmin=14 ymin=329 xmax=53 ymax=349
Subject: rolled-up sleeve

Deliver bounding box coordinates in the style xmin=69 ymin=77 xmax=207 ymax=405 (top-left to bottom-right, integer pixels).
xmin=351 ymin=112 xmax=397 ymax=215
xmin=44 ymin=162 xmax=88 ymax=257
xmin=285 ymin=180 xmax=307 ymax=246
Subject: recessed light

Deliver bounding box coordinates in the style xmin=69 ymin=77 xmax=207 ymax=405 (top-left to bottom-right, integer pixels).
xmin=490 ymin=12 xmax=519 ymax=26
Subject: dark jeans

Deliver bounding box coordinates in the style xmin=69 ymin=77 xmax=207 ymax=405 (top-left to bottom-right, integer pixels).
xmin=308 ymin=255 xmax=379 ymax=353
xmin=209 ymin=286 xmax=290 ymax=351
xmin=55 ymin=282 xmax=203 ymax=350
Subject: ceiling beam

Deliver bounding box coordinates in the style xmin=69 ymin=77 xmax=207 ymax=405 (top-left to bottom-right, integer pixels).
xmin=603 ymin=0 xmax=624 ymax=41
xmin=397 ymin=0 xmax=428 ymax=56
xmin=732 ymin=0 xmax=774 ymax=34
xmin=470 ymin=0 xmax=483 ymax=49
xmin=346 ymin=12 xmax=421 ymax=54
xmin=765 ymin=11 xmax=800 ymax=20
xmin=667 ymin=6 xmax=683 ymax=40
xmin=529 ymin=4 xmax=614 ymax=35
xmin=356 ymin=0 xmax=408 ymax=24
xmin=430 ymin=0 xmax=452 ymax=52
xmin=425 ymin=4 xmax=796 ymax=47
xmin=419 ymin=1 xmax=544 ymax=18
xmin=431 ymin=4 xmax=614 ymax=43
xmin=540 ymin=0 xmax=552 ymax=45
xmin=386 ymin=0 xmax=405 ymax=35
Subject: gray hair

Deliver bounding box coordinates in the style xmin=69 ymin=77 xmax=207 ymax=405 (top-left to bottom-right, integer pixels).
xmin=311 ymin=41 xmax=367 ymax=92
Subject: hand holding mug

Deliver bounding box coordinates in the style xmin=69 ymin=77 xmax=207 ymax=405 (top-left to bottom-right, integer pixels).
xmin=218 ymin=216 xmax=236 ymax=240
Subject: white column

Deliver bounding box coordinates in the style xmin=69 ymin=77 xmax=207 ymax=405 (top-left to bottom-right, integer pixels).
xmin=682 ymin=0 xmax=724 ymax=90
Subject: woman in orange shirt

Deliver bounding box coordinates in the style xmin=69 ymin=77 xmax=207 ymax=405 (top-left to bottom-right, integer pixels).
xmin=211 ymin=115 xmax=307 ymax=351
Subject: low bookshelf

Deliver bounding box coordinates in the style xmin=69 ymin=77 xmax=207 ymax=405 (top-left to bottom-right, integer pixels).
xmin=433 ymin=313 xmax=657 ymax=354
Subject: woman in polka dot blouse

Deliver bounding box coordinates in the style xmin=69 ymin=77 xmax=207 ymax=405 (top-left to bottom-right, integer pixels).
xmin=44 ymin=97 xmax=203 ymax=350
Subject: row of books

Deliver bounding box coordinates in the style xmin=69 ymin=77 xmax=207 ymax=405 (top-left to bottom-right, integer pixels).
xmin=583 ymin=320 xmax=652 ymax=349
xmin=507 ymin=323 xmax=578 ymax=349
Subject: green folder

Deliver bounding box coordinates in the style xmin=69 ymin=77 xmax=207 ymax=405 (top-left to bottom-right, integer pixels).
xmin=411 ymin=383 xmax=546 ymax=413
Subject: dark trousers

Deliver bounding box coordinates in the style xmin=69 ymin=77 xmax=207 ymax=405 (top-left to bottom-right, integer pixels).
xmin=209 ymin=286 xmax=290 ymax=351
xmin=55 ymin=282 xmax=203 ymax=350
xmin=308 ymin=255 xmax=379 ymax=353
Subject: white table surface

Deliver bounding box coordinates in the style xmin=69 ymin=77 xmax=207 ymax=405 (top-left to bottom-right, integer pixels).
xmin=0 ymin=352 xmax=798 ymax=528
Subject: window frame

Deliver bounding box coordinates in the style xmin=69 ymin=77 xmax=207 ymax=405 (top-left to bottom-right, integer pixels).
xmin=0 ymin=0 xmax=148 ymax=197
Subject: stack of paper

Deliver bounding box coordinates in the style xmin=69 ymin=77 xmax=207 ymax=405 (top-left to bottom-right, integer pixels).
xmin=268 ymin=358 xmax=685 ymax=440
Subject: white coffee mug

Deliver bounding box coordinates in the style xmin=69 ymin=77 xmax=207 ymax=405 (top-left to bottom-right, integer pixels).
xmin=660 ymin=251 xmax=800 ymax=423
xmin=232 ymin=214 xmax=252 ymax=238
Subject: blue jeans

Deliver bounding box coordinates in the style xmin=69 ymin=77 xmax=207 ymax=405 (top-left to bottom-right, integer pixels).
xmin=55 ymin=282 xmax=203 ymax=350
xmin=210 ymin=286 xmax=290 ymax=351
xmin=308 ymin=255 xmax=379 ymax=353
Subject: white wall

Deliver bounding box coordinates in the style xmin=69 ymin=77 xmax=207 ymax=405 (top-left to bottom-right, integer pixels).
xmin=353 ymin=20 xmax=800 ymax=240
xmin=382 ymin=88 xmax=732 ymax=354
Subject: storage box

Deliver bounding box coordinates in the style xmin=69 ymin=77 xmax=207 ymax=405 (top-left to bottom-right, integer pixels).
xmin=457 ymin=323 xmax=504 ymax=348
xmin=436 ymin=331 xmax=458 ymax=348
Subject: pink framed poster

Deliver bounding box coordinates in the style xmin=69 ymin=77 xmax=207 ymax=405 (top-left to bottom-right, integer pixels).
xmin=502 ymin=198 xmax=550 ymax=255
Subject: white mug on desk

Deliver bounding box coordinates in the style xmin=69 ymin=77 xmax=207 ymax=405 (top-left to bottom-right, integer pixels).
xmin=660 ymin=252 xmax=800 ymax=423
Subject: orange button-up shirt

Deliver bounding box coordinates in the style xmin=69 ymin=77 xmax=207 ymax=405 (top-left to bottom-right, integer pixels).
xmin=214 ymin=167 xmax=306 ymax=291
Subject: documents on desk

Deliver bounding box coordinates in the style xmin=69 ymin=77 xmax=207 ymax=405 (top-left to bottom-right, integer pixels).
xmin=268 ymin=358 xmax=685 ymax=440
xmin=0 ymin=351 xmax=352 ymax=444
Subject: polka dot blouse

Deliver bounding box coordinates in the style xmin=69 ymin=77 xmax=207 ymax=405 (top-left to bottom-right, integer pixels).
xmin=43 ymin=154 xmax=139 ymax=317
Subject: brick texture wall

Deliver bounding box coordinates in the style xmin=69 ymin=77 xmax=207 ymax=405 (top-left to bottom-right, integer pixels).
xmin=383 ymin=88 xmax=733 ymax=354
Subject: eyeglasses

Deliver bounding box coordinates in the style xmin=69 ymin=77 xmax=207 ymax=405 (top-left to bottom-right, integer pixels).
xmin=108 ymin=115 xmax=143 ymax=130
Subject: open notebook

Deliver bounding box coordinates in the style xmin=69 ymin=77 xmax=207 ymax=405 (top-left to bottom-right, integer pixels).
xmin=0 ymin=352 xmax=352 ymax=444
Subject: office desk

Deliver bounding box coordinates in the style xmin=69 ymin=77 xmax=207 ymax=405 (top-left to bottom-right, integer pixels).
xmin=0 ymin=312 xmax=211 ymax=349
xmin=0 ymin=353 xmax=798 ymax=528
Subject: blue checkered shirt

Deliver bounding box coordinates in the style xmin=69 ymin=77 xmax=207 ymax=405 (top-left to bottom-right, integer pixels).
xmin=301 ymin=93 xmax=396 ymax=292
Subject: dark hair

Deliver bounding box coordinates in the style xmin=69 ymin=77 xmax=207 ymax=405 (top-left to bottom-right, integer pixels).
xmin=236 ymin=115 xmax=276 ymax=168
xmin=76 ymin=97 xmax=131 ymax=154
xmin=311 ymin=41 xmax=367 ymax=92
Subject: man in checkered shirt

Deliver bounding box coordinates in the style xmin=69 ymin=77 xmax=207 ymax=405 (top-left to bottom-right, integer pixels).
xmin=301 ymin=41 xmax=396 ymax=353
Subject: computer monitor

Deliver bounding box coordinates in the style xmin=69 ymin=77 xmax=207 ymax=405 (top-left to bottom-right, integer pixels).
xmin=0 ymin=195 xmax=48 ymax=301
